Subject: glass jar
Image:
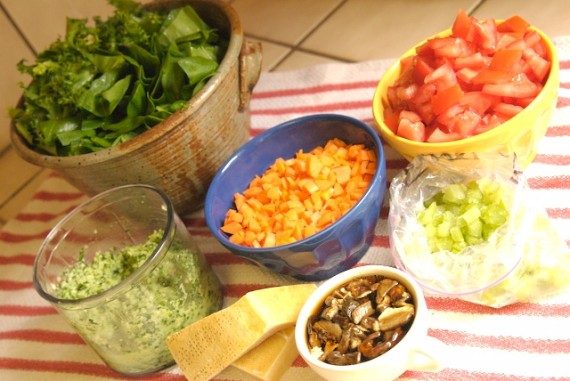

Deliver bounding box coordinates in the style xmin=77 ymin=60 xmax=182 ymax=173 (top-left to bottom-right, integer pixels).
xmin=33 ymin=184 xmax=223 ymax=375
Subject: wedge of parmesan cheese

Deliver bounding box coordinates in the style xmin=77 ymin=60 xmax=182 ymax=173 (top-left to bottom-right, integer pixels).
xmin=166 ymin=283 xmax=317 ymax=381
xmin=230 ymin=326 xmax=298 ymax=381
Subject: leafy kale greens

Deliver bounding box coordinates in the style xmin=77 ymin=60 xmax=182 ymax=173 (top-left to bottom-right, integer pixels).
xmin=10 ymin=0 xmax=227 ymax=156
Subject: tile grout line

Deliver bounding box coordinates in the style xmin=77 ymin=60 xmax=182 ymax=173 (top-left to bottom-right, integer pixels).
xmin=0 ymin=1 xmax=37 ymax=56
xmin=259 ymin=0 xmax=351 ymax=72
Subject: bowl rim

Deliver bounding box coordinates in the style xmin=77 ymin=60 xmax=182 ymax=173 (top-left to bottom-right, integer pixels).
xmin=204 ymin=113 xmax=386 ymax=253
xmin=10 ymin=0 xmax=244 ymax=166
xmin=372 ymin=22 xmax=560 ymax=149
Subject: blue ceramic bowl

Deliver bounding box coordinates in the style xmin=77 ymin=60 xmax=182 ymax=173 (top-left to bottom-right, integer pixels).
xmin=204 ymin=114 xmax=387 ymax=281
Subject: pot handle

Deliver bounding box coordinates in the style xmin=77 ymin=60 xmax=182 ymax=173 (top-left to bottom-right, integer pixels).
xmin=239 ymin=39 xmax=263 ymax=111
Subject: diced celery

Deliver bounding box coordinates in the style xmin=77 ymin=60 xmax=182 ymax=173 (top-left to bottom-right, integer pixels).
xmin=442 ymin=183 xmax=467 ymax=204
xmin=419 ymin=201 xmax=437 ymax=225
xmin=437 ymin=221 xmax=451 ymax=237
xmin=417 ymin=178 xmax=510 ymax=254
xmin=435 ymin=237 xmax=453 ymax=252
xmin=467 ymin=218 xmax=482 ymax=236
xmin=449 ymin=226 xmax=464 ymax=242
xmin=460 ymin=205 xmax=481 ymax=225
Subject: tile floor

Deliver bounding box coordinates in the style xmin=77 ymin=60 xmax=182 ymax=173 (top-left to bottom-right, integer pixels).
xmin=1 ymin=0 xmax=569 ymax=228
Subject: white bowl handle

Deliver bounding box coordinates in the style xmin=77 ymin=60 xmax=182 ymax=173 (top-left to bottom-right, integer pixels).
xmin=407 ymin=336 xmax=447 ymax=373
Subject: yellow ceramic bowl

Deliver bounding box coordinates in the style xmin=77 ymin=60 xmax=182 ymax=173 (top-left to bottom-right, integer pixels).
xmin=372 ymin=25 xmax=559 ymax=168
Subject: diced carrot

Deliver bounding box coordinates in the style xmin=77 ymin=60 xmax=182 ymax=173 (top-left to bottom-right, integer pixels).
xmin=221 ymin=221 xmax=242 ymax=235
xmin=225 ymin=209 xmax=243 ymax=223
xmin=220 ymin=138 xmax=377 ymax=248
xmin=267 ymin=186 xmax=281 ymax=201
xmin=299 ymin=179 xmax=319 ymax=194
xmin=332 ymin=165 xmax=351 ymax=185
xmin=307 ymin=155 xmax=324 ymax=178
xmin=263 ymin=232 xmax=276 ymax=248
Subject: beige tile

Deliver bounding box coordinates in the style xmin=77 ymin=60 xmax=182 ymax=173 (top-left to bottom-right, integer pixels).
xmin=472 ymin=0 xmax=570 ymax=38
xmin=0 ymin=169 xmax=50 ymax=228
xmin=0 ymin=148 xmax=43 ymax=213
xmin=0 ymin=10 xmax=34 ymax=151
xmin=301 ymin=0 xmax=482 ymax=61
xmin=273 ymin=51 xmax=346 ymax=72
xmin=231 ymin=0 xmax=343 ymax=45
xmin=3 ymin=0 xmax=114 ymax=53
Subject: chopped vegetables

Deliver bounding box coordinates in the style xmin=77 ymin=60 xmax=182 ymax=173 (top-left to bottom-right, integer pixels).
xmin=385 ymin=11 xmax=551 ymax=142
xmin=221 ymin=138 xmax=377 ymax=248
xmin=10 ymin=0 xmax=227 ymax=156
xmin=54 ymin=230 xmax=222 ymax=374
xmin=417 ymin=178 xmax=510 ymax=253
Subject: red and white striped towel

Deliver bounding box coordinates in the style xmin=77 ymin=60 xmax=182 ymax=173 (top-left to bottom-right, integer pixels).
xmin=1 ymin=36 xmax=570 ymax=381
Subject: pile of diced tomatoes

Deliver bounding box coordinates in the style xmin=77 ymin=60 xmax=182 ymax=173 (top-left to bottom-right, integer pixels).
xmin=384 ymin=10 xmax=552 ymax=142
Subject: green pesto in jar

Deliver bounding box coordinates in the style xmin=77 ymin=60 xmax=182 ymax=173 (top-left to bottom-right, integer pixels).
xmin=54 ymin=230 xmax=222 ymax=375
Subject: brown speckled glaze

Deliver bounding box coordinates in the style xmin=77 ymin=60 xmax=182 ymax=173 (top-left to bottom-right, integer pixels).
xmin=10 ymin=0 xmax=262 ymax=215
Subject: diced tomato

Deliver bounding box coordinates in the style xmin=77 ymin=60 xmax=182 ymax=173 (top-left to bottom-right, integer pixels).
xmin=397 ymin=112 xmax=426 ymax=141
xmin=474 ymin=114 xmax=504 ymax=134
xmin=472 ymin=69 xmax=514 ymax=85
xmin=427 ymin=127 xmax=462 ymax=142
xmin=383 ymin=107 xmax=399 ymax=134
xmin=399 ymin=110 xmax=422 ymax=123
xmin=531 ymin=38 xmax=548 ymax=59
xmin=456 ymin=67 xmax=479 ymax=87
xmin=489 ymin=49 xmax=523 ymax=73
xmin=505 ymin=38 xmax=528 ymax=51
xmin=429 ymin=37 xmax=472 ymax=58
xmin=493 ymin=102 xmax=524 ymax=118
xmin=414 ymin=101 xmax=436 ymax=125
xmin=515 ymin=95 xmax=536 ymax=108
xmin=412 ymin=56 xmax=434 ymax=83
xmin=425 ymin=62 xmax=458 ymax=91
xmin=523 ymin=30 xmax=542 ymax=50
xmin=497 ymin=15 xmax=531 ymax=34
xmin=435 ymin=103 xmax=464 ymax=130
xmin=454 ymin=52 xmax=490 ymax=70
xmin=431 ymin=84 xmax=464 ymax=115
xmin=496 ymin=33 xmax=520 ymax=50
xmin=412 ymin=83 xmax=438 ymax=105
xmin=460 ymin=91 xmax=499 ymax=115
xmin=473 ymin=18 xmax=498 ymax=53
xmin=453 ymin=109 xmax=482 ymax=136
xmin=383 ymin=11 xmax=549 ymax=143
xmin=399 ymin=56 xmax=416 ymax=77
xmin=482 ymin=73 xmax=540 ymax=98
xmin=452 ymin=9 xmax=474 ymax=40
xmin=396 ymin=83 xmax=419 ymax=101
xmin=525 ymin=54 xmax=551 ymax=83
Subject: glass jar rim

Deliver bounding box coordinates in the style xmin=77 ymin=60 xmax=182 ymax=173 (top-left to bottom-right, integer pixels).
xmin=32 ymin=184 xmax=176 ymax=309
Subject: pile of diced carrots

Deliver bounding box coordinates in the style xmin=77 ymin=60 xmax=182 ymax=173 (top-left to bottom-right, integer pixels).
xmin=221 ymin=138 xmax=377 ymax=248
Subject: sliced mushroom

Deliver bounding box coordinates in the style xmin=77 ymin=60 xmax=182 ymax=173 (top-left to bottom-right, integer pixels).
xmin=376 ymin=278 xmax=398 ymax=300
xmin=342 ymin=297 xmax=360 ymax=319
xmin=377 ymin=304 xmax=415 ymax=331
xmin=359 ymin=331 xmax=393 ymax=359
xmin=350 ymin=300 xmax=375 ymax=324
xmin=359 ymin=316 xmax=381 ymax=331
xmin=306 ymin=275 xmax=416 ymax=366
xmin=321 ymin=303 xmax=340 ymax=320
xmin=326 ymin=350 xmax=361 ymax=365
xmin=313 ymin=319 xmax=343 ymax=342
xmin=346 ymin=277 xmax=374 ymax=299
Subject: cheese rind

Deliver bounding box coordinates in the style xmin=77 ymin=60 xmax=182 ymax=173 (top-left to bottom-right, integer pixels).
xmin=166 ymin=283 xmax=317 ymax=381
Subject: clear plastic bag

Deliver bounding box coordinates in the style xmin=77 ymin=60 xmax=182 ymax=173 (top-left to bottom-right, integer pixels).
xmin=388 ymin=153 xmax=570 ymax=308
